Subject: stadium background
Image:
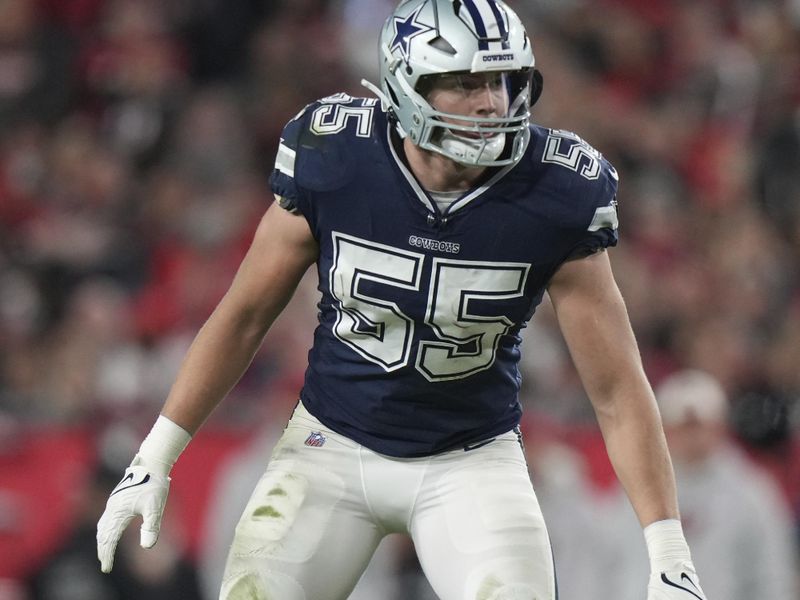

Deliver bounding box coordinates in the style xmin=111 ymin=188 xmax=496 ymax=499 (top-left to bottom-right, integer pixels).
xmin=0 ymin=0 xmax=798 ymax=598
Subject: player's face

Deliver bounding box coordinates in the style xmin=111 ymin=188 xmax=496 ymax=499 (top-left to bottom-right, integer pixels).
xmin=426 ymin=72 xmax=510 ymax=136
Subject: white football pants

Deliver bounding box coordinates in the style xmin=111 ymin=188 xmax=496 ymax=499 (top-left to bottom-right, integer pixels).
xmin=219 ymin=403 xmax=556 ymax=600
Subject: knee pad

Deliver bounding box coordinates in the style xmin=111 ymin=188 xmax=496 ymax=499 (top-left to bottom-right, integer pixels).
xmin=475 ymin=574 xmax=545 ymax=600
xmin=220 ymin=570 xmax=306 ymax=600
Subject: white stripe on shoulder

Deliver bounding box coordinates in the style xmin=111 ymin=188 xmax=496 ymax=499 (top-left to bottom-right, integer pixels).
xmin=275 ymin=142 xmax=296 ymax=178
xmin=588 ymin=205 xmax=619 ymax=231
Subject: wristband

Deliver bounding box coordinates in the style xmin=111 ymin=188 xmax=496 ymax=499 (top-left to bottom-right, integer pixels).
xmin=644 ymin=518 xmax=692 ymax=573
xmin=132 ymin=415 xmax=192 ymax=477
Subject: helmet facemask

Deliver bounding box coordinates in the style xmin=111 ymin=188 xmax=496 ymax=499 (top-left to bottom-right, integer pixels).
xmin=412 ymin=69 xmax=533 ymax=166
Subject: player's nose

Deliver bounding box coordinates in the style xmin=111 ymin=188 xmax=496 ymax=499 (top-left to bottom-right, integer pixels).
xmin=474 ymin=83 xmax=502 ymax=116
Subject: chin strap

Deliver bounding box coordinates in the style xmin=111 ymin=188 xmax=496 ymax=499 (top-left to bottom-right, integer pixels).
xmin=361 ymin=79 xmax=392 ymax=112
xmin=362 ymin=78 xmax=408 ymax=138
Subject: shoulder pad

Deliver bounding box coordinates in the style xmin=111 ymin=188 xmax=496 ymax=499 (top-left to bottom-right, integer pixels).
xmin=540 ymin=128 xmax=616 ymax=183
xmin=276 ymin=94 xmax=382 ymax=192
xmin=530 ymin=127 xmax=618 ymax=207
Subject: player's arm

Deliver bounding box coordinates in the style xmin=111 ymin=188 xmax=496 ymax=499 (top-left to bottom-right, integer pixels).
xmin=547 ymin=250 xmax=676 ymax=525
xmin=160 ymin=200 xmax=318 ymax=433
xmin=97 ymin=201 xmax=317 ymax=573
xmin=547 ymin=250 xmax=707 ymax=599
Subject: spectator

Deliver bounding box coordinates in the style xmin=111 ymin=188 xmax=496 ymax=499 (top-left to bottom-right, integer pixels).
xmin=605 ymin=369 xmax=799 ymax=600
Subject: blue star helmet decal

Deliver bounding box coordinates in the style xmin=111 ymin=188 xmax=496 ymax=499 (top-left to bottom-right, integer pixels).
xmin=390 ymin=4 xmax=434 ymax=62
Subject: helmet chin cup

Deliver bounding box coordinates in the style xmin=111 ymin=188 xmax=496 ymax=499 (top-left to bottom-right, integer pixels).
xmin=439 ymin=131 xmax=505 ymax=165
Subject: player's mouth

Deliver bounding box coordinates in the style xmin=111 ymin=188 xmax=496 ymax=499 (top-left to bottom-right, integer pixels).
xmin=455 ymin=130 xmax=502 ymax=140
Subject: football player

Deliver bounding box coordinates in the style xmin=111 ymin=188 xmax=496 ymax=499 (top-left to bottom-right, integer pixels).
xmin=97 ymin=1 xmax=708 ymax=598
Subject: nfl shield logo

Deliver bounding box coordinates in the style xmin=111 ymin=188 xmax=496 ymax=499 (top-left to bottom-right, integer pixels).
xmin=304 ymin=431 xmax=326 ymax=447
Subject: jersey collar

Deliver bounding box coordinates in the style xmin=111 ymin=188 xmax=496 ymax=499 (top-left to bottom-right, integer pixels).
xmin=385 ymin=122 xmax=519 ymax=216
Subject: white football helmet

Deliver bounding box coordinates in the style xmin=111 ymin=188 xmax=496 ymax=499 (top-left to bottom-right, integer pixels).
xmin=364 ymin=0 xmax=541 ymax=167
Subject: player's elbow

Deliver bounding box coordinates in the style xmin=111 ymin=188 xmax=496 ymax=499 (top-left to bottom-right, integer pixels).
xmin=587 ymin=369 xmax=653 ymax=424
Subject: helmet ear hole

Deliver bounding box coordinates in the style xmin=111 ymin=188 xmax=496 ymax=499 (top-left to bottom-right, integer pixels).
xmin=530 ymin=69 xmax=543 ymax=107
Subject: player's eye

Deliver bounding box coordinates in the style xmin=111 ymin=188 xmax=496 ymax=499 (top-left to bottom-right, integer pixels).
xmin=488 ymin=73 xmax=506 ymax=89
xmin=458 ymin=73 xmax=507 ymax=92
xmin=435 ymin=75 xmax=463 ymax=90
xmin=422 ymin=72 xmax=508 ymax=97
xmin=457 ymin=75 xmax=488 ymax=91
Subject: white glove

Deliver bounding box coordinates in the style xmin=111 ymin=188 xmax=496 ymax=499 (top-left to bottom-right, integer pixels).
xmin=96 ymin=415 xmax=191 ymax=573
xmin=645 ymin=520 xmax=707 ymax=600
xmin=648 ymin=560 xmax=706 ymax=600
xmin=96 ymin=462 xmax=170 ymax=573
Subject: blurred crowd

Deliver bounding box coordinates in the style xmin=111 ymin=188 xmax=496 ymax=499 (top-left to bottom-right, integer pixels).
xmin=0 ymin=0 xmax=798 ymax=598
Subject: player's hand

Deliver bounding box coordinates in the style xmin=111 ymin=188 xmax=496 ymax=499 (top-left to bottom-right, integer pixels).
xmin=647 ymin=561 xmax=706 ymax=600
xmin=96 ymin=464 xmax=170 ymax=573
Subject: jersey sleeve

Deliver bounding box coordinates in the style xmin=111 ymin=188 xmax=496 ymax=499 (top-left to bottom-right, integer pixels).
xmin=564 ymin=153 xmax=619 ymax=260
xmin=268 ymin=94 xmax=378 ymax=236
xmin=269 ymin=103 xmax=313 ymax=216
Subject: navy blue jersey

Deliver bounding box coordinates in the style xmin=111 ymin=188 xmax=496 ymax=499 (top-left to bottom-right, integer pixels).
xmin=270 ymin=93 xmax=618 ymax=457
